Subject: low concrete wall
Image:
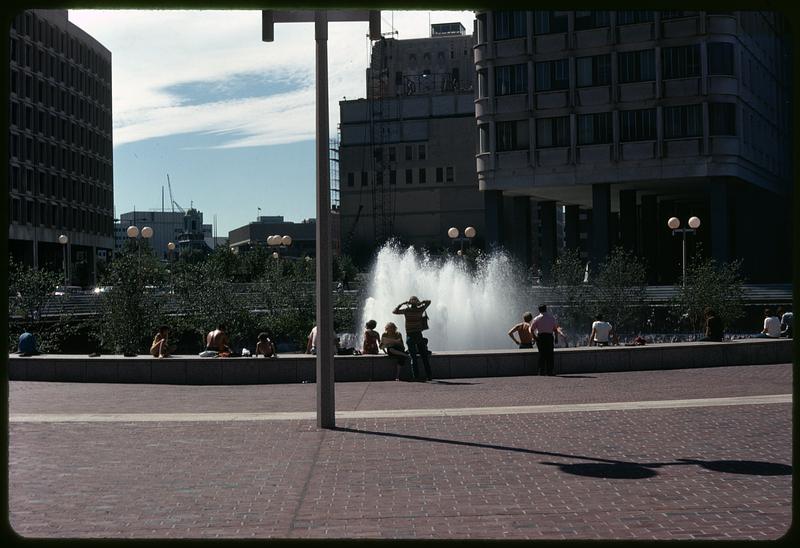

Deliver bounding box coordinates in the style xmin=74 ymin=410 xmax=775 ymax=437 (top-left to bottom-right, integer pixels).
xmin=6 ymin=339 xmax=793 ymax=385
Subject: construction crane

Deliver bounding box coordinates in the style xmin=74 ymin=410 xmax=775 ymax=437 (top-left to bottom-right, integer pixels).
xmin=166 ymin=174 xmax=185 ymax=214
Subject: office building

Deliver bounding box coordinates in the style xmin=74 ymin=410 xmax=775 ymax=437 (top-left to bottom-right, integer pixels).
xmin=338 ymin=23 xmax=486 ymax=260
xmin=115 ymin=208 xmax=214 ymax=259
xmin=228 ymin=216 xmax=320 ymax=258
xmin=474 ymin=10 xmax=792 ymax=282
xmin=8 ymin=9 xmax=114 ymax=286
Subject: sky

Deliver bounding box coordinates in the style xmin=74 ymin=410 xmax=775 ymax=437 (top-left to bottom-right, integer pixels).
xmin=67 ymin=9 xmax=476 ymax=236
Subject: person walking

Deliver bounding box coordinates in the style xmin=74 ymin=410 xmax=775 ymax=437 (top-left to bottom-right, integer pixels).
xmin=393 ymin=296 xmax=433 ymax=381
xmin=531 ymin=304 xmax=559 ymax=376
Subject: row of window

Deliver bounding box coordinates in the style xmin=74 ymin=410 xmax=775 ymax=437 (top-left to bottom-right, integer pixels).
xmin=486 ymin=43 xmax=734 ymax=96
xmin=9 ymin=134 xmax=112 ymax=185
xmin=492 ymin=10 xmax=703 ymax=40
xmin=9 ymin=165 xmax=113 ymax=210
xmin=11 ymin=12 xmax=112 ymax=80
xmin=10 ymin=70 xmax=112 ymax=132
xmin=346 ymin=166 xmax=456 ymax=187
xmin=372 ymin=143 xmax=428 ymax=163
xmin=487 ymin=102 xmax=736 ymax=151
xmin=10 ymin=101 xmax=112 ymax=158
xmin=9 ymin=196 xmax=114 ymax=235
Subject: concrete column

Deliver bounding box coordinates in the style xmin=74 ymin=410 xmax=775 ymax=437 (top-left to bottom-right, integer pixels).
xmin=609 ymin=212 xmax=620 ymax=250
xmin=92 ymin=245 xmax=97 ymax=287
xmin=484 ymin=190 xmax=504 ymax=248
xmin=655 ymin=46 xmax=662 ymax=99
xmin=656 ymin=105 xmax=663 ymax=158
xmin=611 ymin=50 xmax=618 ymax=105
xmin=709 ymin=179 xmax=730 ymax=264
xmin=511 ymin=196 xmax=532 ymax=266
xmin=539 ymin=200 xmax=557 ymax=277
xmin=702 ymin=101 xmax=710 ymax=155
xmin=640 ymin=194 xmax=659 ymax=284
xmin=565 ymin=204 xmax=580 ymax=250
xmin=619 ymin=189 xmax=637 ymax=253
xmin=700 ymin=40 xmax=708 ymax=96
xmin=590 ymin=183 xmax=611 ymax=267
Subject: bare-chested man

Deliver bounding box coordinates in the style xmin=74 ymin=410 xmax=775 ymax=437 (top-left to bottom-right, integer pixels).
xmin=206 ymin=324 xmax=231 ymax=353
xmin=508 ymin=312 xmax=535 ymax=349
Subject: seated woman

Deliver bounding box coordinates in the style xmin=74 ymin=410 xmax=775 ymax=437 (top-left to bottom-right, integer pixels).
xmin=362 ymin=320 xmax=380 ymax=355
xmin=589 ymin=314 xmax=614 ymax=347
xmin=255 ymin=332 xmax=277 ymax=358
xmin=150 ymin=325 xmax=174 ymax=358
xmin=380 ymin=322 xmax=409 ymax=381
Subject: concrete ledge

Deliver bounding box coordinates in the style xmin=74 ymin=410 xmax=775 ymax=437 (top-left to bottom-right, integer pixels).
xmin=6 ymin=339 xmax=794 ymax=385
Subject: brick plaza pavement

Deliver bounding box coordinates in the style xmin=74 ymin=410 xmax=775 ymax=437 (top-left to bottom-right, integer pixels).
xmin=8 ymin=363 xmax=793 ymax=539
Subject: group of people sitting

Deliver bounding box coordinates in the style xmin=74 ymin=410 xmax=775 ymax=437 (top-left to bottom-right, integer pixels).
xmin=148 ymin=324 xmax=277 ymax=359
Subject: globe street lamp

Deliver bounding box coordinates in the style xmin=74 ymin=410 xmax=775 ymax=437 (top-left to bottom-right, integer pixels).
xmin=448 ymin=226 xmax=477 ymax=256
xmin=58 ymin=234 xmax=69 ymax=287
xmin=668 ymin=216 xmax=701 ymax=287
xmin=167 ymin=241 xmax=176 ymax=261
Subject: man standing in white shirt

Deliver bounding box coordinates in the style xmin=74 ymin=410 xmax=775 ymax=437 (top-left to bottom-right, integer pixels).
xmin=589 ymin=314 xmax=614 ymax=346
xmin=531 ymin=304 xmax=559 ymax=376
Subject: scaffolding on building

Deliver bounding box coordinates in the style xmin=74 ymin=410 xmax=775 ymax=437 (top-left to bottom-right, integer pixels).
xmin=329 ymin=135 xmax=340 ymax=210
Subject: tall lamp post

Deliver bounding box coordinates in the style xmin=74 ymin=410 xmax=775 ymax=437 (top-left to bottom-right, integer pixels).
xmin=668 ymin=216 xmax=701 ymax=287
xmin=268 ymin=234 xmax=293 ymax=273
xmin=58 ymin=234 xmax=69 ymax=287
xmin=447 ymin=226 xmax=476 ymax=256
xmin=167 ymin=241 xmax=176 ymax=261
xmin=262 ymin=9 xmax=380 ymax=429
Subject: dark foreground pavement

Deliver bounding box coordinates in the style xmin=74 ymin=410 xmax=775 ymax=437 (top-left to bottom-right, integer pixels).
xmin=8 ymin=363 xmax=793 ymax=539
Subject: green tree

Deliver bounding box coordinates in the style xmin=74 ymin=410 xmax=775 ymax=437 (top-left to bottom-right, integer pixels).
xmin=8 ymin=254 xmax=61 ymax=325
xmin=97 ymin=244 xmax=168 ymax=355
xmin=547 ymin=247 xmax=592 ymax=331
xmin=671 ymin=253 xmax=746 ymax=336
xmin=593 ymin=247 xmax=648 ymax=335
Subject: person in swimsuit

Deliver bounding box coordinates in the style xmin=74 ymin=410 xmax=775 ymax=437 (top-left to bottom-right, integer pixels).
xmin=508 ymin=312 xmax=535 ymax=349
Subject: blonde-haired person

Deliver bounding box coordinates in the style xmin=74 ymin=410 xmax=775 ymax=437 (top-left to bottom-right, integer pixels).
xmin=380 ymin=322 xmax=409 ymax=381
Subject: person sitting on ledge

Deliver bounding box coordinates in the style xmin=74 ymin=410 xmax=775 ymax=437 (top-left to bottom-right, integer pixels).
xmin=699 ymin=308 xmax=724 ymax=342
xmin=255 ymin=332 xmax=277 ymax=358
xmin=18 ymin=329 xmax=39 ymax=356
xmin=508 ymin=312 xmax=535 ymax=349
xmin=380 ymin=322 xmax=408 ymax=381
xmin=206 ymin=324 xmax=231 ymax=353
xmin=589 ymin=314 xmax=613 ymax=347
xmin=362 ymin=320 xmax=380 ymax=355
xmin=150 ymin=325 xmax=174 ymax=358
xmin=754 ymin=308 xmax=782 ymax=339
xmin=778 ymin=306 xmax=793 ymax=338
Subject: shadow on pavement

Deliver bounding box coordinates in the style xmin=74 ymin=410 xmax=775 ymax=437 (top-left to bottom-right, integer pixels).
xmin=335 ymin=428 xmax=792 ymax=480
xmin=555 ymin=375 xmax=597 ymax=379
xmin=429 ymin=380 xmax=482 ymax=385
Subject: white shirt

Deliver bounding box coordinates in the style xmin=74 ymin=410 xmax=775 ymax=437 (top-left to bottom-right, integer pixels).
xmin=764 ymin=316 xmax=781 ymax=337
xmin=309 ymin=326 xmax=318 ymax=349
xmin=592 ymin=321 xmax=613 ymax=342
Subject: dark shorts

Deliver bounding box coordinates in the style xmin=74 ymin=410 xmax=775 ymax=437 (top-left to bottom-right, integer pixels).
xmin=518 ymin=342 xmax=533 ymax=349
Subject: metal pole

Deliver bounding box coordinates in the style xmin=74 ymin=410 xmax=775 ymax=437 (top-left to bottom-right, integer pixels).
xmin=315 ymin=10 xmax=335 ymax=429
xmin=62 ymin=244 xmax=68 ymax=287
xmin=682 ymin=229 xmax=687 ymax=288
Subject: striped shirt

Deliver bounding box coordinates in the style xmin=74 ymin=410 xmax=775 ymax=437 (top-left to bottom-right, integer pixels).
xmin=397 ymin=303 xmax=429 ymax=333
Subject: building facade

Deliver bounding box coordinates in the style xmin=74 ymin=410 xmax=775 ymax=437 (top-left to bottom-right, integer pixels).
xmin=115 ymin=209 xmax=213 ymax=259
xmin=338 ymin=24 xmax=486 ymax=260
xmin=228 ymin=216 xmax=319 ymax=258
xmin=8 ymin=9 xmax=114 ymax=286
xmin=474 ymin=10 xmax=792 ymax=283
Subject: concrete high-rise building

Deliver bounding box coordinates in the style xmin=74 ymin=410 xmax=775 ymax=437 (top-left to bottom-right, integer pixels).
xmin=8 ymin=9 xmax=114 ymax=286
xmin=338 ymin=23 xmax=485 ymax=261
xmin=474 ymin=10 xmax=792 ymax=283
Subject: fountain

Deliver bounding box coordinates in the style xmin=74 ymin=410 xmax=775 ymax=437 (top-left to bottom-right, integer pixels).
xmin=356 ymin=242 xmax=539 ymax=351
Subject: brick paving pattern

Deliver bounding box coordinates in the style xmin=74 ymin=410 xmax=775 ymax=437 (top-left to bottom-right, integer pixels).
xmin=8 ymin=363 xmax=793 ymax=539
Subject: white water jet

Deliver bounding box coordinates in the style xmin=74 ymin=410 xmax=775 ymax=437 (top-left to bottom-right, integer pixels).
xmin=356 ymin=243 xmax=539 ymax=351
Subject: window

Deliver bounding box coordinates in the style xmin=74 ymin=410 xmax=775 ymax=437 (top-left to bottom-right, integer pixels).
xmin=574 ymin=11 xmax=610 ymax=30
xmin=418 ymin=144 xmax=426 ymax=160
xmin=535 ymin=59 xmax=569 ymax=91
xmin=373 ymin=147 xmax=383 ymax=162
xmin=477 ymin=69 xmax=489 ymax=98
xmin=709 ymin=103 xmax=736 ymax=135
xmin=405 ymin=169 xmax=413 ymax=184
xmin=418 ymin=168 xmax=427 ymax=183
xmin=577 ymin=112 xmax=613 ymax=145
xmin=662 ymin=45 xmax=700 ymax=79
xmin=536 ymin=117 xmax=570 ymax=148
xmin=436 ymin=167 xmax=444 ymax=182
xmin=533 ymin=11 xmax=567 ymax=35
xmin=663 ymin=104 xmax=702 ymax=139
xmin=498 ymin=120 xmax=530 ymax=151
xmin=496 ymin=63 xmax=528 ymax=95
xmin=446 ymin=166 xmax=454 ymax=182
xmin=405 ymin=145 xmax=413 ymax=160
xmin=576 ymin=55 xmax=611 ymax=87
xmin=479 ymin=125 xmax=490 ymax=153
xmin=494 ymin=11 xmax=527 ymax=40
xmin=389 ymin=170 xmax=397 ymax=184
xmin=360 ymin=171 xmax=368 ymax=186
xmin=708 ymin=42 xmax=734 ymax=76
xmin=375 ymin=171 xmax=384 ymax=185
xmin=618 ymin=49 xmax=656 ymax=83
xmin=616 ymin=11 xmax=654 ymax=25
xmin=347 ymin=173 xmax=354 ymax=187
xmin=388 ymin=146 xmax=396 ymax=162
xmin=620 ymin=108 xmax=657 ymax=141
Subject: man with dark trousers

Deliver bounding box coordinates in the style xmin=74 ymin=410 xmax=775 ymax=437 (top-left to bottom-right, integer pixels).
xmin=393 ymin=296 xmax=433 ymax=381
xmin=531 ymin=304 xmax=559 ymax=376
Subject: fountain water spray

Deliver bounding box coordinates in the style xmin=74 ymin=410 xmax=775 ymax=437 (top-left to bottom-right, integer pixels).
xmin=356 ymin=242 xmax=541 ymax=351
